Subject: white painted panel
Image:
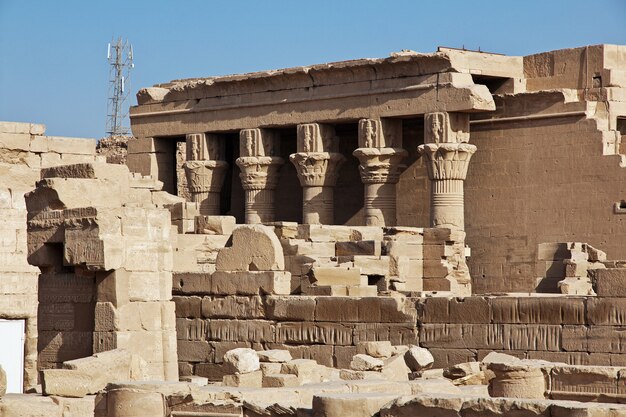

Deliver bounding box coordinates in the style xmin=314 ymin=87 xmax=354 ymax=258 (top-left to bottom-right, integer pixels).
xmin=0 ymin=319 xmax=25 ymax=393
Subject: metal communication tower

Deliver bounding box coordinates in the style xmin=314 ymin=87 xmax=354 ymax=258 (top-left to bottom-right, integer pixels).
xmin=106 ymin=38 xmax=134 ymax=138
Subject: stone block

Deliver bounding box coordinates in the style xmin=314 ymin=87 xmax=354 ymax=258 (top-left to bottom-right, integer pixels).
xmin=266 ymin=296 xmax=316 ymax=321
xmin=404 ymin=345 xmax=434 ymax=372
xmin=347 ymin=285 xmax=378 ymax=297
xmin=310 ymin=266 xmax=363 ymax=286
xmin=595 ymin=268 xmax=626 ymax=297
xmin=275 ymin=322 xmax=353 ymax=346
xmin=260 ymin=362 xmax=283 ymax=375
xmin=210 ymin=271 xmax=291 ymax=295
xmin=172 ymin=272 xmax=212 ymax=295
xmin=257 ymin=349 xmax=292 ymax=363
xmin=303 ymin=285 xmax=348 ymax=296
xmin=380 ymin=353 xmax=411 ymax=381
xmin=357 ymin=341 xmax=393 ymax=359
xmin=173 ymin=296 xmax=202 ymax=318
xmin=281 ymin=359 xmax=321 ymax=384
xmin=222 ymin=370 xmax=263 ymax=387
xmin=350 ymin=354 xmax=384 ymax=371
xmin=587 ymin=298 xmax=626 ymax=325
xmin=177 ymin=340 xmax=212 ymax=362
xmin=490 ymin=296 xmax=586 ymax=325
xmin=215 ymin=224 xmax=284 ymax=271
xmin=315 ymin=297 xmax=359 ymax=322
xmin=47 ymin=137 xmax=96 ymax=155
xmin=194 ymin=215 xmax=235 ymax=235
xmin=262 ymin=373 xmax=299 ymax=387
xmin=335 ymin=240 xmax=381 ymax=256
xmin=201 ymin=295 xmax=264 ymax=319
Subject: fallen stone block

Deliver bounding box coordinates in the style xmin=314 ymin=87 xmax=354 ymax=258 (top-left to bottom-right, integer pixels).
xmin=404 ymin=345 xmax=434 ymax=372
xmin=262 ymin=373 xmax=300 ymax=388
xmin=380 ymin=353 xmax=411 ymax=381
xmin=310 ymin=266 xmax=363 ymax=286
xmin=313 ymin=393 xmax=399 ymax=417
xmin=558 ymin=276 xmax=594 ymax=295
xmin=339 ymin=369 xmax=385 ymax=381
xmin=260 ymin=362 xmax=283 ymax=376
xmin=42 ymin=369 xmax=95 ymax=397
xmin=257 ymin=349 xmax=292 ymax=363
xmin=0 ymin=394 xmax=64 ymax=417
xmin=350 ymin=354 xmax=384 ymax=371
xmin=443 ymin=361 xmax=482 ymax=380
xmin=194 ymin=215 xmax=235 ymax=235
xmin=358 ymin=341 xmax=393 ymax=359
xmin=223 ymin=348 xmax=260 ymax=374
xmin=215 ymin=224 xmax=284 ymax=271
xmin=281 ymin=359 xmax=321 ymax=384
xmin=222 ymin=370 xmax=263 ymax=388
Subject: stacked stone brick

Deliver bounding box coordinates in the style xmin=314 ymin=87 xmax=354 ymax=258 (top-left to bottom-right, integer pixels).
xmin=25 ymin=162 xmax=178 ymax=381
xmin=0 ymin=121 xmax=99 ymax=390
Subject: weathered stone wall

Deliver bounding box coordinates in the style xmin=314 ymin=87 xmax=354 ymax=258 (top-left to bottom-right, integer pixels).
xmin=0 ymin=121 xmax=98 ymax=389
xmin=416 ymin=290 xmax=626 ymax=368
xmin=173 ymin=291 xmax=417 ymax=380
xmin=464 ymin=97 xmax=626 ymax=293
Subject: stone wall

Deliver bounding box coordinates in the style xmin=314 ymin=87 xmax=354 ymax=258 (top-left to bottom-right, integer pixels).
xmin=465 ymin=93 xmax=626 ymax=293
xmin=0 ymin=121 xmax=98 ymax=389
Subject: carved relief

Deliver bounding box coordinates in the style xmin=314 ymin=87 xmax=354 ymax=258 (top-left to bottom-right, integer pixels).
xmin=240 ymin=128 xmax=279 ymax=157
xmin=358 ymin=119 xmax=402 ymax=149
xmin=296 ymin=123 xmax=336 ymax=153
xmin=424 ymin=112 xmax=470 ymax=144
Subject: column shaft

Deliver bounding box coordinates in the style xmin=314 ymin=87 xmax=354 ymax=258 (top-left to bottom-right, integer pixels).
xmin=302 ymin=185 xmax=334 ymax=225
xmin=244 ymin=188 xmax=275 ymax=224
xmin=363 ymin=182 xmax=397 ymax=227
xmin=431 ymin=179 xmax=465 ymax=229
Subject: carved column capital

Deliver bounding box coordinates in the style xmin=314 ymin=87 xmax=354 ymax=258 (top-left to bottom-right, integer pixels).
xmin=290 ymin=152 xmax=345 ymax=187
xmin=424 ymin=112 xmax=470 ymax=144
xmin=184 ymin=133 xmax=229 ymax=215
xmin=237 ymin=128 xmax=283 ymax=223
xmin=353 ymin=147 xmax=408 ymax=184
xmin=236 ymin=156 xmax=285 ymax=190
xmin=354 ymin=118 xmax=406 ymax=227
xmin=417 ymin=142 xmax=477 ymax=181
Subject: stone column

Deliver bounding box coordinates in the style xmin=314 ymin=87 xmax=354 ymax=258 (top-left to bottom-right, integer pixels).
xmin=290 ymin=123 xmax=345 ymax=224
xmin=353 ymin=119 xmax=407 ymax=227
xmin=417 ymin=112 xmax=476 ymax=230
xmin=183 ymin=133 xmax=229 ymax=215
xmin=236 ymin=128 xmax=284 ymax=224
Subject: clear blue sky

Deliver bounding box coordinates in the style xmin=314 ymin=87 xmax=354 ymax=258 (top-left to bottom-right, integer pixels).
xmin=1 ymin=0 xmax=625 ymax=139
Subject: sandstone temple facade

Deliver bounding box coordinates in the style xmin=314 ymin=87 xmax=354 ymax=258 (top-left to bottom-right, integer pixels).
xmin=0 ymin=44 xmax=625 ymax=416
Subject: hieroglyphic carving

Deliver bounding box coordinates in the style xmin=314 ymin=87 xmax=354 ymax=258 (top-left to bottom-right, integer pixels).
xmin=240 ymin=128 xmax=279 ymax=157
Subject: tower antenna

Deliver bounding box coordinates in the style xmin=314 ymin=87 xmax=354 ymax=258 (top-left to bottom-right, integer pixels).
xmin=105 ymin=37 xmax=134 ymax=138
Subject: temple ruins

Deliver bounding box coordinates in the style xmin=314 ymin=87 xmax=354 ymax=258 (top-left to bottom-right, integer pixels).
xmin=1 ymin=44 xmax=626 ymax=416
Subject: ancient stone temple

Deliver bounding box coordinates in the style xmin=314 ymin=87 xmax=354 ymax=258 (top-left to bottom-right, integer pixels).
xmin=1 ymin=44 xmax=626 ymax=416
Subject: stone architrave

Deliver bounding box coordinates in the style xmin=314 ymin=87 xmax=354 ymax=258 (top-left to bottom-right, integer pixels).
xmin=236 ymin=129 xmax=284 ymax=224
xmin=418 ymin=112 xmax=475 ymax=230
xmin=353 ymin=119 xmax=407 ymax=227
xmin=183 ymin=133 xmax=229 ymax=215
xmin=290 ymin=123 xmax=345 ymax=225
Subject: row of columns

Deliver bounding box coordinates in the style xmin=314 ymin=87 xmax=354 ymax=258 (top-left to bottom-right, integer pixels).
xmin=182 ymin=112 xmax=477 ymax=230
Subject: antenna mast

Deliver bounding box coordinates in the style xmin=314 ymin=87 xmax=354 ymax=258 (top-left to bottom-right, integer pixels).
xmin=106 ymin=37 xmax=134 ymax=138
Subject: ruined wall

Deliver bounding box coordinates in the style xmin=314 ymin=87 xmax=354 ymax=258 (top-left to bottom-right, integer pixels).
xmin=0 ymin=121 xmax=98 ymax=388
xmin=417 ymin=285 xmax=626 ymax=368
xmin=464 ymin=96 xmax=626 ymax=293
